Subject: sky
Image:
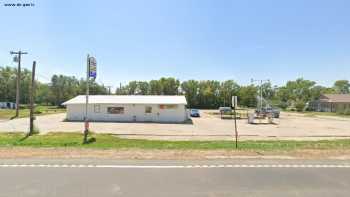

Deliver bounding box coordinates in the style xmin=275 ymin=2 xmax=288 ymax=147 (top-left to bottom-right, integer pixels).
xmin=0 ymin=0 xmax=350 ymax=89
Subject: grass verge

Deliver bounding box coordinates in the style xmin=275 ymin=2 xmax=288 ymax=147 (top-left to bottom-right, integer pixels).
xmin=285 ymin=111 xmax=350 ymax=118
xmin=1 ymin=132 xmax=350 ymax=151
xmin=0 ymin=106 xmax=66 ymax=119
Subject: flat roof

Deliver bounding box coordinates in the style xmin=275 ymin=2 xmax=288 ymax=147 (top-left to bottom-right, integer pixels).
xmin=62 ymin=95 xmax=187 ymax=105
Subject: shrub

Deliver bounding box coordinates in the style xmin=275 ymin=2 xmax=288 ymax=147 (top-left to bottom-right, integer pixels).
xmin=295 ymin=100 xmax=305 ymax=112
xmin=343 ymin=107 xmax=350 ymax=115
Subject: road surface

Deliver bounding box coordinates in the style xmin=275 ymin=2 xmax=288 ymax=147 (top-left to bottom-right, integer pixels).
xmin=0 ymin=159 xmax=350 ymax=196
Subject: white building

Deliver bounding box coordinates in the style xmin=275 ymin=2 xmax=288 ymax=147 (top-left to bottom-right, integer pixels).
xmin=62 ymin=95 xmax=188 ymax=123
xmin=0 ymin=102 xmax=16 ymax=109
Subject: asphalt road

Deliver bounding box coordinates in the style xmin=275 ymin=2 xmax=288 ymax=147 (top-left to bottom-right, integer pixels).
xmin=1 ymin=159 xmax=350 ymax=197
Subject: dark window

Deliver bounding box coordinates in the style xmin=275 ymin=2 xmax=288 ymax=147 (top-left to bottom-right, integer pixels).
xmin=159 ymin=104 xmax=178 ymax=109
xmin=107 ymin=107 xmax=124 ymax=114
xmin=145 ymin=106 xmax=152 ymax=113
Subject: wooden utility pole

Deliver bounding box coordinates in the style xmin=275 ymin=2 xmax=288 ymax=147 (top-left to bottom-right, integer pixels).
xmin=29 ymin=61 xmax=36 ymax=135
xmin=10 ymin=50 xmax=28 ymax=117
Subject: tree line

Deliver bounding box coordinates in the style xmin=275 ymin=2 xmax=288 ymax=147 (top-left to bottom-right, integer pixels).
xmin=1 ymin=66 xmax=349 ymax=111
xmin=115 ymin=77 xmax=350 ymax=111
xmin=0 ymin=66 xmax=108 ymax=106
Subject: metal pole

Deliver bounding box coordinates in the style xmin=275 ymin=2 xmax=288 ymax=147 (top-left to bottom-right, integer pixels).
xmin=260 ymin=80 xmax=263 ymax=111
xmin=233 ymin=98 xmax=238 ymax=149
xmin=84 ymin=54 xmax=90 ymax=143
xmin=29 ymin=61 xmax=36 ymax=135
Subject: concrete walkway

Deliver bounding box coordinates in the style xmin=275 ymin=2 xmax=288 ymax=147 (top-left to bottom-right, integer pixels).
xmin=1 ymin=111 xmax=350 ymax=140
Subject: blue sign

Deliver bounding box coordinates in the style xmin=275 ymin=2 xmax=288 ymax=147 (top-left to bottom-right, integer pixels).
xmin=89 ymin=57 xmax=96 ymax=78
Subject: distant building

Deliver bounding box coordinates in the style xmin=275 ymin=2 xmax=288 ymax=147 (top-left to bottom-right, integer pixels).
xmin=62 ymin=95 xmax=188 ymax=123
xmin=0 ymin=102 xmax=16 ymax=109
xmin=309 ymin=94 xmax=350 ymax=112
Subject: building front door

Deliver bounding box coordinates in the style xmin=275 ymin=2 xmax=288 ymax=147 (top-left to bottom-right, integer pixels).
xmin=144 ymin=106 xmax=153 ymax=122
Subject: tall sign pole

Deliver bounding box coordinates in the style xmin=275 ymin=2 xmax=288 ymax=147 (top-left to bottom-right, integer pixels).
xmin=10 ymin=50 xmax=28 ymax=117
xmin=84 ymin=54 xmax=90 ymax=144
xmin=83 ymin=54 xmax=97 ymax=144
xmin=232 ymin=96 xmax=238 ymax=148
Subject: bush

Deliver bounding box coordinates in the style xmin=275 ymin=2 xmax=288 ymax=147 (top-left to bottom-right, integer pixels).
xmin=343 ymin=107 xmax=350 ymax=115
xmin=277 ymin=101 xmax=288 ymax=110
xmin=34 ymin=109 xmax=43 ymax=114
xmin=295 ymin=100 xmax=306 ymax=112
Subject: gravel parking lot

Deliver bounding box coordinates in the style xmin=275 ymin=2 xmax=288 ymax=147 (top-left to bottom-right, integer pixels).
xmin=1 ymin=110 xmax=350 ymax=140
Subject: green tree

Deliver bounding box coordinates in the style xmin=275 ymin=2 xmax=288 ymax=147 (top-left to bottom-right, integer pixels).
xmin=149 ymin=80 xmax=162 ymax=95
xmin=238 ymin=85 xmax=258 ymax=107
xmin=219 ymin=80 xmax=240 ymax=106
xmin=181 ymin=80 xmax=199 ymax=108
xmin=159 ymin=77 xmax=180 ymax=95
xmin=333 ymin=80 xmax=350 ymax=94
xmin=137 ymin=81 xmax=150 ymax=95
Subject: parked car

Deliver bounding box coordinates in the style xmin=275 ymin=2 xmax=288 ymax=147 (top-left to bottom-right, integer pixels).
xmin=255 ymin=107 xmax=280 ymax=118
xmin=218 ymin=107 xmax=232 ymax=113
xmin=190 ymin=109 xmax=200 ymax=117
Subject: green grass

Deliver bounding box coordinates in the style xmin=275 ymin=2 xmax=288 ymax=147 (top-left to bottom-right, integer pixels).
xmin=1 ymin=132 xmax=350 ymax=151
xmin=0 ymin=106 xmax=66 ymax=119
xmin=287 ymin=111 xmax=350 ymax=118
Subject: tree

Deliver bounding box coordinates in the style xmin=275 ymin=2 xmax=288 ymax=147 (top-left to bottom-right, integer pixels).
xmin=137 ymin=81 xmax=150 ymax=95
xmin=159 ymin=77 xmax=180 ymax=95
xmin=36 ymin=83 xmax=50 ymax=105
xmin=219 ymin=80 xmax=240 ymax=106
xmin=181 ymin=80 xmax=199 ymax=108
xmin=333 ymin=80 xmax=350 ymax=94
xmin=238 ymin=85 xmax=258 ymax=107
xmin=274 ymin=78 xmax=317 ymax=110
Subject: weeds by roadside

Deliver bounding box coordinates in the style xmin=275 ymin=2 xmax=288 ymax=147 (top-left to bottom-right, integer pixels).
xmin=1 ymin=132 xmax=350 ymax=151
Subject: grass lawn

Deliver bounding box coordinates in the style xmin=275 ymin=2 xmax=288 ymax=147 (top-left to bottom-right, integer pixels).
xmin=1 ymin=132 xmax=350 ymax=151
xmin=286 ymin=111 xmax=350 ymax=118
xmin=0 ymin=106 xmax=66 ymax=119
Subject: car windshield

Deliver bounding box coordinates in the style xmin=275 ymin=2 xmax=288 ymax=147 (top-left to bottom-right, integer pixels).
xmin=191 ymin=109 xmax=199 ymax=112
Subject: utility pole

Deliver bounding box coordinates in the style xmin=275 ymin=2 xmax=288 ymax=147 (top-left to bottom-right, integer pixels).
xmin=29 ymin=61 xmax=36 ymax=135
xmin=251 ymin=79 xmax=270 ymax=111
xmin=10 ymin=50 xmax=28 ymax=117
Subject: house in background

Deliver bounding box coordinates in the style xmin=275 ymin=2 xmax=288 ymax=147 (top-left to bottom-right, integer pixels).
xmin=0 ymin=102 xmax=16 ymax=109
xmin=62 ymin=95 xmax=188 ymax=123
xmin=309 ymin=94 xmax=350 ymax=112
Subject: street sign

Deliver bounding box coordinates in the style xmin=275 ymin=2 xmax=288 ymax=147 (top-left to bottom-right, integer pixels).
xmin=232 ymin=96 xmax=238 ymax=108
xmin=89 ymin=57 xmax=97 ymax=78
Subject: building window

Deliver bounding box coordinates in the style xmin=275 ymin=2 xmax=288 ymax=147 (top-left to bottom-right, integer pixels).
xmin=107 ymin=107 xmax=124 ymax=114
xmin=145 ymin=106 xmax=152 ymax=113
xmin=94 ymin=104 xmax=100 ymax=113
xmin=159 ymin=104 xmax=178 ymax=109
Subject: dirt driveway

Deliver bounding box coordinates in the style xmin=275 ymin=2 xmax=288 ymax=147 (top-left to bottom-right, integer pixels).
xmin=1 ymin=111 xmax=350 ymax=140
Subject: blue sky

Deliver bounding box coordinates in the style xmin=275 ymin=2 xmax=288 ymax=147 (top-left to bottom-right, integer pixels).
xmin=1 ymin=0 xmax=350 ymax=88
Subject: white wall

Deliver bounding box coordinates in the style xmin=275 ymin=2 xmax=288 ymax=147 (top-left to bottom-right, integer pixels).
xmin=66 ymin=103 xmax=187 ymax=123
